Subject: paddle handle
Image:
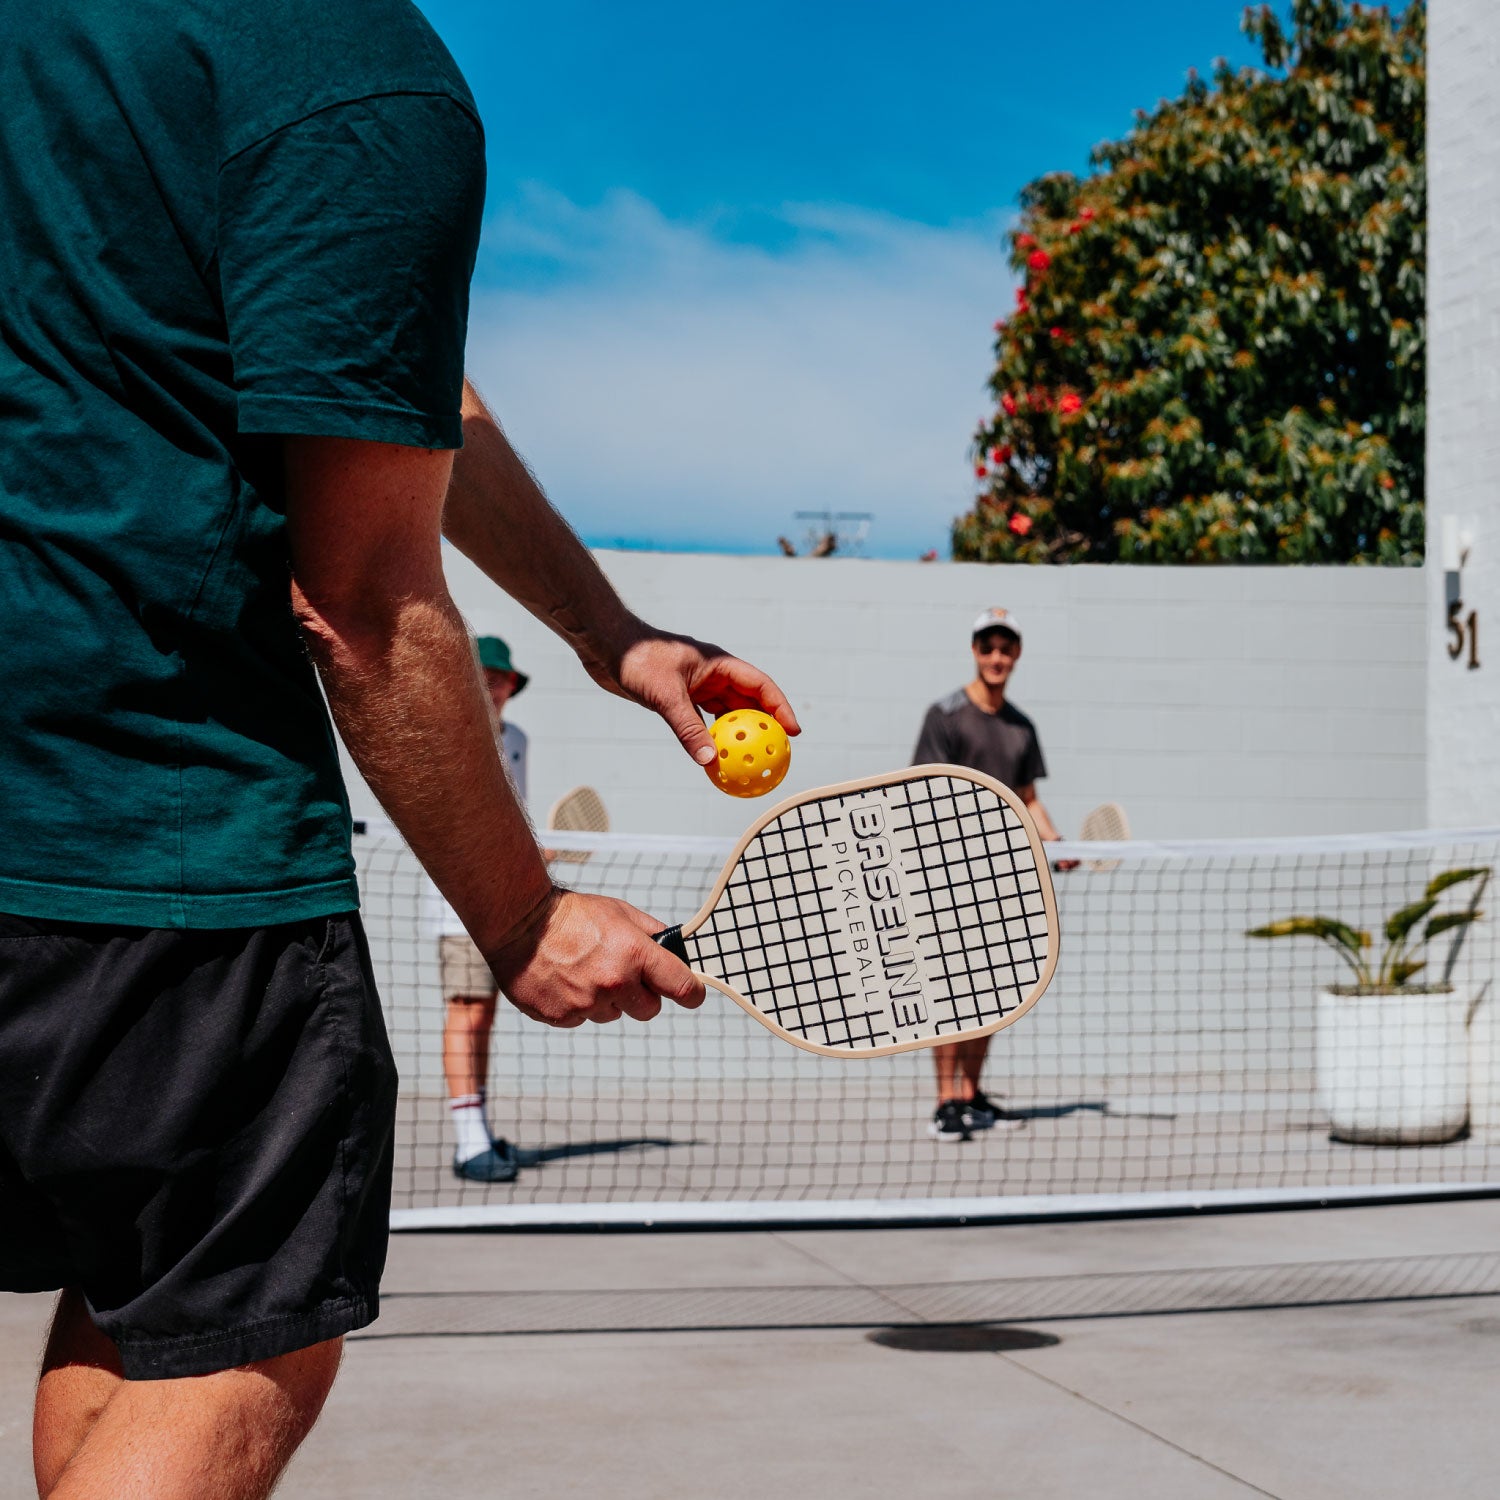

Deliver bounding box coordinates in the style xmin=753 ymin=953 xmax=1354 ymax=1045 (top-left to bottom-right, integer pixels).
xmin=652 ymin=925 xmax=689 ymax=962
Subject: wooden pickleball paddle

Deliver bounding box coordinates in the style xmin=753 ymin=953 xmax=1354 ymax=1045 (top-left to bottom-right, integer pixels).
xmin=652 ymin=765 xmax=1059 ymax=1058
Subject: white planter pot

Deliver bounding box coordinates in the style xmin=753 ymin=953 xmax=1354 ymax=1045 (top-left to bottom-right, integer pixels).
xmin=1316 ymin=987 xmax=1470 ymax=1145
xmin=1469 ymin=997 xmax=1500 ymax=1138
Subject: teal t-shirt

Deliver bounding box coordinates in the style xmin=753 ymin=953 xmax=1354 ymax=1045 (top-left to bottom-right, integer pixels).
xmin=0 ymin=1 xmax=485 ymax=926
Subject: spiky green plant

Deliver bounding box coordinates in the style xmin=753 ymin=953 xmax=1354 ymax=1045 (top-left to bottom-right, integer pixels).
xmin=1247 ymin=866 xmax=1489 ymax=991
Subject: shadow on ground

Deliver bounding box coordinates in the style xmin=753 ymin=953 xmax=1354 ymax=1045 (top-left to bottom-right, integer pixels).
xmin=513 ymin=1137 xmax=697 ymax=1168
xmin=352 ymin=1249 xmax=1500 ymax=1339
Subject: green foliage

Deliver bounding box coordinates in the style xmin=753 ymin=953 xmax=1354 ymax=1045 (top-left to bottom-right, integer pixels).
xmin=1424 ymin=910 xmax=1477 ymax=942
xmin=1247 ymin=866 xmax=1488 ymax=990
xmin=1383 ymin=897 xmax=1435 ymax=944
xmin=1424 ymin=867 xmax=1489 ymax=899
xmin=954 ymin=0 xmax=1425 ymax=564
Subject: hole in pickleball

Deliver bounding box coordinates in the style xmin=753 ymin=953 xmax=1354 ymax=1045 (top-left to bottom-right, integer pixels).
xmin=719 ymin=749 xmax=728 ymax=759
xmin=759 ymin=721 xmax=768 ymax=730
xmin=735 ymin=730 xmax=747 ymax=740
xmin=867 ymin=1325 xmax=1059 ymax=1354
xmin=742 ymin=753 xmax=754 ymax=763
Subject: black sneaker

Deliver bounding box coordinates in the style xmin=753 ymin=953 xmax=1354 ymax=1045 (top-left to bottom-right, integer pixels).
xmin=928 ymin=1100 xmax=972 ymax=1142
xmin=453 ymin=1140 xmax=520 ymax=1183
xmin=966 ymin=1092 xmax=1025 ymax=1131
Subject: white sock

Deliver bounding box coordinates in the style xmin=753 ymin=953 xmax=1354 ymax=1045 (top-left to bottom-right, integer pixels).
xmin=449 ymin=1093 xmax=492 ymax=1163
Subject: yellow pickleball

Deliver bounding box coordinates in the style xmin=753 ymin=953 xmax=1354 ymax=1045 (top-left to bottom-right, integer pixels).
xmin=706 ymin=709 xmax=791 ymax=798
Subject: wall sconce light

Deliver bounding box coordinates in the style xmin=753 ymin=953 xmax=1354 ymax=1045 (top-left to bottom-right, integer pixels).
xmin=1442 ymin=515 xmax=1472 ymax=607
xmin=1442 ymin=516 xmax=1479 ymax=669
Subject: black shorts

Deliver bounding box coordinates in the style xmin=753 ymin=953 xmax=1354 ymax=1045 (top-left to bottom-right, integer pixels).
xmin=0 ymin=910 xmax=396 ymax=1380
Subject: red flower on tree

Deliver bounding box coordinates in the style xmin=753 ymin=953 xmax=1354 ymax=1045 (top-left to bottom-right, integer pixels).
xmin=974 ymin=463 xmax=988 ymax=478
xmin=1016 ymin=233 xmax=1036 ymax=249
xmin=1049 ymin=326 xmax=1062 ymax=339
xmin=1000 ymin=393 xmax=1018 ymax=416
xmin=1059 ymin=393 xmax=1084 ymax=415
xmin=1079 ymin=206 xmax=1096 ymax=222
xmin=1008 ymin=513 xmax=1033 ymax=536
xmin=990 ymin=444 xmax=1012 ymax=463
xmin=1027 ymin=249 xmax=1051 ymax=272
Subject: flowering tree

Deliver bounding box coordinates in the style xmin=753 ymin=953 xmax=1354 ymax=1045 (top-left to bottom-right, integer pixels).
xmin=953 ymin=0 xmax=1425 ymax=564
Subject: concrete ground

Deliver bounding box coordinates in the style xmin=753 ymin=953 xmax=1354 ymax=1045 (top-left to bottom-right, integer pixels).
xmin=6 ymin=1201 xmax=1500 ymax=1499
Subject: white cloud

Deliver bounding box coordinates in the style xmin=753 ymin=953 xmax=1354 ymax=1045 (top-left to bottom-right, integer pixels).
xmin=464 ymin=187 xmax=1014 ymax=558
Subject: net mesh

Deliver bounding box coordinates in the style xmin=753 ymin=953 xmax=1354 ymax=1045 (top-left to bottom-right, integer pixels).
xmin=355 ymin=823 xmax=1500 ymax=1223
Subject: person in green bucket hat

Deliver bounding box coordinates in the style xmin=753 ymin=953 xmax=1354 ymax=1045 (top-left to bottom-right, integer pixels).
xmin=437 ymin=635 xmax=532 ymax=1181
xmin=475 ymin=634 xmax=529 ymax=695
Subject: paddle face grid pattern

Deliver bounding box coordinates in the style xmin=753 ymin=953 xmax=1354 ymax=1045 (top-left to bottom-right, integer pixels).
xmin=1079 ymin=801 xmax=1130 ymax=874
xmin=1079 ymin=802 xmax=1130 ymax=843
xmin=550 ymin=786 xmax=609 ymax=834
xmin=547 ymin=787 xmax=609 ymax=866
xmin=680 ymin=774 xmax=1052 ymax=1053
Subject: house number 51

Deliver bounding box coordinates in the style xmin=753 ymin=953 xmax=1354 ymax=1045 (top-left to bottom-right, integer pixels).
xmin=1448 ymin=601 xmax=1480 ymax=670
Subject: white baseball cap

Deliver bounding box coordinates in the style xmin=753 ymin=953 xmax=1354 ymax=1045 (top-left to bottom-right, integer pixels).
xmin=970 ymin=606 xmax=1022 ymax=641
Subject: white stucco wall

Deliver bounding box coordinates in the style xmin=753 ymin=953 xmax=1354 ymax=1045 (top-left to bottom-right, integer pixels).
xmin=340 ymin=550 xmax=1424 ymax=841
xmin=1427 ymin=0 xmax=1500 ymax=827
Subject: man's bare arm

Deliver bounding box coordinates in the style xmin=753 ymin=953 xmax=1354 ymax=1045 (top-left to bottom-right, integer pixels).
xmin=1018 ymin=783 xmax=1063 ymax=841
xmin=443 ymin=379 xmax=800 ymax=764
xmin=284 ymin=435 xmax=703 ymax=1027
xmin=1019 ymin=783 xmax=1078 ymax=871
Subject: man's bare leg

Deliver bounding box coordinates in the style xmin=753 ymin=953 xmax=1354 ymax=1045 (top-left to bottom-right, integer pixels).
xmin=443 ymin=992 xmax=507 ymax=1168
xmin=932 ymin=1040 xmax=960 ymax=1104
xmin=955 ymin=1036 xmax=991 ymax=1100
xmin=33 ymin=1292 xmax=120 ymax=1495
xmin=35 ymin=1289 xmax=342 ymax=1500
xmin=932 ymin=1037 xmax=992 ymax=1105
xmin=441 ymin=992 xmax=498 ymax=1100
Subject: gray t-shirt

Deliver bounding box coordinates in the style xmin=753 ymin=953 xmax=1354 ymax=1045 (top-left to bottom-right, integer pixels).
xmin=911 ymin=689 xmax=1046 ymax=790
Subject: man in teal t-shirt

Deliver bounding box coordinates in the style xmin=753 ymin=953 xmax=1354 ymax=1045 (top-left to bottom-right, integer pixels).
xmin=0 ymin=1 xmax=484 ymax=926
xmin=0 ymin=4 xmax=800 ymax=1494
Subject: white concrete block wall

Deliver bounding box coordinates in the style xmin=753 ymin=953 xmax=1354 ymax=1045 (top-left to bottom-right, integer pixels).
xmin=340 ymin=551 xmax=1425 ymax=842
xmin=1428 ymin=0 xmax=1500 ymax=827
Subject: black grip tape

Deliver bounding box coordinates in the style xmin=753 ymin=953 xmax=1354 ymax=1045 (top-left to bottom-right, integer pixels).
xmin=653 ymin=924 xmax=689 ymax=962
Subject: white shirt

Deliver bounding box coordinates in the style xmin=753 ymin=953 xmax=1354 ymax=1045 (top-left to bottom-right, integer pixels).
xmin=426 ymin=719 xmax=528 ymax=938
xmin=498 ymin=720 xmax=528 ymax=804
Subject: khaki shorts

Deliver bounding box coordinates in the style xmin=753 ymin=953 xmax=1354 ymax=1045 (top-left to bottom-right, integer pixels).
xmin=438 ymin=934 xmax=497 ymax=999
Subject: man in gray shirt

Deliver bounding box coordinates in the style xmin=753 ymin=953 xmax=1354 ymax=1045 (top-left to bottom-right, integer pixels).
xmin=911 ymin=607 xmax=1068 ymax=1141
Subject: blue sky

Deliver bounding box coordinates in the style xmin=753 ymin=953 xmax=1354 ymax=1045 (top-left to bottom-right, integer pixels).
xmin=418 ymin=2 xmax=1270 ymax=558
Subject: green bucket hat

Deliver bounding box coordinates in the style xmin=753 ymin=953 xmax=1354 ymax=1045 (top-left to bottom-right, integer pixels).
xmin=475 ymin=635 xmax=529 ymax=696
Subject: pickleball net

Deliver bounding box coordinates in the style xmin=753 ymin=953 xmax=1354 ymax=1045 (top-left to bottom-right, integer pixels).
xmin=355 ymin=822 xmax=1500 ymax=1228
